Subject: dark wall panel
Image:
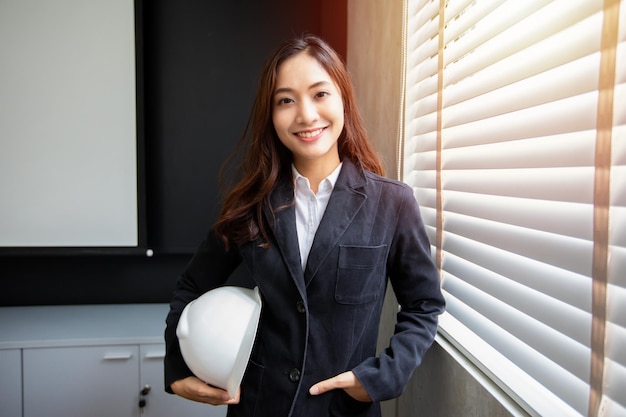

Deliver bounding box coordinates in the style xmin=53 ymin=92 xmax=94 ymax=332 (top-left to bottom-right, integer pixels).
xmin=145 ymin=0 xmax=323 ymax=252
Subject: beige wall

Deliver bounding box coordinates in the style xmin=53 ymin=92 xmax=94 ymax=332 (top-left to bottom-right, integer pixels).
xmin=346 ymin=1 xmax=514 ymax=416
xmin=347 ymin=0 xmax=404 ymax=180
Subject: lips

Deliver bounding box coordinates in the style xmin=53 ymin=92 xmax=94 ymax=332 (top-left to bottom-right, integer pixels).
xmin=295 ymin=127 xmax=325 ymax=141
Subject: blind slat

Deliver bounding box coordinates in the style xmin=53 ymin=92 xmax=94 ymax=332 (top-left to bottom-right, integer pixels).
xmin=443 ymin=231 xmax=592 ymax=310
xmin=443 ymin=52 xmax=601 ymax=127
xmin=444 ymin=1 xmax=602 ymax=84
xmin=443 ymin=0 xmax=553 ymax=66
xmin=444 ymin=190 xmax=593 ymax=240
xmin=441 ymin=131 xmax=596 ymax=169
xmin=613 ymin=83 xmax=626 ymax=125
xmin=443 ymin=0 xmax=505 ymax=45
xmin=407 ymin=51 xmax=439 ymax=90
xmin=405 ymin=169 xmax=436 ymax=189
xmin=606 ymin=285 xmax=626 ymax=346
xmin=442 ymin=167 xmax=594 ymax=204
xmin=612 ymin=129 xmax=626 ymax=168
xmin=610 ymin=206 xmax=626 ymax=246
xmin=407 ymin=150 xmax=437 ymax=170
xmin=406 ymin=91 xmax=438 ymax=120
xmin=608 ymin=245 xmax=626 ymax=288
xmin=438 ymin=311 xmax=583 ymax=417
xmin=444 ymin=211 xmax=593 ymax=276
xmin=405 ymin=130 xmax=438 ymax=153
xmin=443 ymin=288 xmax=590 ymax=414
xmin=443 ymin=274 xmax=590 ymax=389
xmin=603 ymin=357 xmax=626 ymax=411
xmin=444 ymin=253 xmax=591 ymax=349
xmin=408 ymin=0 xmax=438 ymax=27
xmin=444 ymin=21 xmax=603 ymax=108
xmin=442 ymin=92 xmax=599 ymax=148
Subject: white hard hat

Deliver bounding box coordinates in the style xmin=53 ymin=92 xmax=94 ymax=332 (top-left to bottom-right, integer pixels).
xmin=177 ymin=286 xmax=262 ymax=398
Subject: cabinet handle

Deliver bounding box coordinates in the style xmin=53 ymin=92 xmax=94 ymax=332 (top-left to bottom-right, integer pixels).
xmin=141 ymin=385 xmax=152 ymax=396
xmin=102 ymin=353 xmax=133 ymax=361
xmin=144 ymin=352 xmax=165 ymax=360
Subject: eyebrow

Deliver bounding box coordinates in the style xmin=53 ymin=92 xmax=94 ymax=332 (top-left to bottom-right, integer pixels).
xmin=274 ymin=81 xmax=332 ymax=96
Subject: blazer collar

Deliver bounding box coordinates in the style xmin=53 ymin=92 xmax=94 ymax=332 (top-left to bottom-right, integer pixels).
xmin=264 ymin=159 xmax=368 ymax=289
xmin=263 ymin=175 xmax=303 ymax=295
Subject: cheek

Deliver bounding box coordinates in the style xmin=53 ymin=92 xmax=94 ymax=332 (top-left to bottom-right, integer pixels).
xmin=272 ymin=114 xmax=292 ymax=147
xmin=333 ymin=102 xmax=345 ymax=130
xmin=331 ymin=99 xmax=345 ymax=123
xmin=271 ymin=111 xmax=279 ymax=130
xmin=272 ymin=109 xmax=293 ymax=131
xmin=272 ymin=112 xmax=288 ymax=135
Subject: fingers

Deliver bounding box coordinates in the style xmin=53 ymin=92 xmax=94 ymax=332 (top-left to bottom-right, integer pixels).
xmin=309 ymin=371 xmax=351 ymax=395
xmin=309 ymin=371 xmax=372 ymax=402
xmin=170 ymin=376 xmax=240 ymax=405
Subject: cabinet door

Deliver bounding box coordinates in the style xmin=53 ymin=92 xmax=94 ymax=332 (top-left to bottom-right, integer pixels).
xmin=140 ymin=344 xmax=226 ymax=417
xmin=0 ymin=349 xmax=22 ymax=417
xmin=23 ymin=345 xmax=140 ymax=417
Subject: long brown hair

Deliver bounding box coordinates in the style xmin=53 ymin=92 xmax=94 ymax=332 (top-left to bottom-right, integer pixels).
xmin=214 ymin=34 xmax=384 ymax=248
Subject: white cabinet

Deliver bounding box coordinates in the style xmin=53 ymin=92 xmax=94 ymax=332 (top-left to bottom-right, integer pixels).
xmin=0 ymin=305 xmax=226 ymax=417
xmin=140 ymin=343 xmax=225 ymax=417
xmin=23 ymin=345 xmax=140 ymax=417
xmin=0 ymin=349 xmax=22 ymax=417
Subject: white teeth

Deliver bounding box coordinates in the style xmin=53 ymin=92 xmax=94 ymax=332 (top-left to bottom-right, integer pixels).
xmin=297 ymin=128 xmax=323 ymax=138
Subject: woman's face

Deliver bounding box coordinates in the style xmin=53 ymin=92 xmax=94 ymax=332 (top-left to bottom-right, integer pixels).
xmin=272 ymin=52 xmax=344 ymax=173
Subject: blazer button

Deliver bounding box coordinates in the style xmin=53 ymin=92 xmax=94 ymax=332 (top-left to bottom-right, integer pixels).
xmin=296 ymin=301 xmax=306 ymax=313
xmin=288 ymin=368 xmax=301 ymax=382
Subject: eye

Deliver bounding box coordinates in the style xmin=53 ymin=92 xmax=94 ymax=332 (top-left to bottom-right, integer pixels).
xmin=315 ymin=91 xmax=329 ymax=99
xmin=276 ymin=97 xmax=294 ymax=106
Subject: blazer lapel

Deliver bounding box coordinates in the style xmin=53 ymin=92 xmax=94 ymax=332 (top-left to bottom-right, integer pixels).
xmin=263 ymin=179 xmax=307 ymax=297
xmin=304 ymin=160 xmax=367 ymax=286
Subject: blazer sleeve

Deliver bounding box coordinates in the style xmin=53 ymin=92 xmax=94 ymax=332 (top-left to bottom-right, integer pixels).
xmin=352 ymin=183 xmax=445 ymax=401
xmin=164 ymin=229 xmax=242 ymax=393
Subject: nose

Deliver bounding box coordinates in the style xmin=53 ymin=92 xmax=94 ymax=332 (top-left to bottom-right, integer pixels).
xmin=296 ymin=99 xmax=319 ymax=125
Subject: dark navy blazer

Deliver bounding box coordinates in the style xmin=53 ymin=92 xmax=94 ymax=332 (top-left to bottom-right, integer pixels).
xmin=165 ymin=159 xmax=445 ymax=417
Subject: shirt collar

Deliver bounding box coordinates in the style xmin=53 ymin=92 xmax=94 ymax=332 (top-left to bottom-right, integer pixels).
xmin=291 ymin=162 xmax=343 ymax=191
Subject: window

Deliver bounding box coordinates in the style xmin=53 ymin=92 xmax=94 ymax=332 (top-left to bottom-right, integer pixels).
xmin=401 ymin=1 xmax=625 ymax=416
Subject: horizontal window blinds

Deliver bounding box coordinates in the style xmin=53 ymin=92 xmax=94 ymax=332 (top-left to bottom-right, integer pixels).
xmin=402 ymin=0 xmax=625 ymax=416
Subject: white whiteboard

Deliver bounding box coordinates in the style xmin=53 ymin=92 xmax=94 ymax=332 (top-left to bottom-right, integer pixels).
xmin=0 ymin=0 xmax=138 ymax=247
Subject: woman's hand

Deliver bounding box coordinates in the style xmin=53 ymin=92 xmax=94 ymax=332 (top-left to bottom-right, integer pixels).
xmin=170 ymin=376 xmax=240 ymax=406
xmin=309 ymin=371 xmax=372 ymax=402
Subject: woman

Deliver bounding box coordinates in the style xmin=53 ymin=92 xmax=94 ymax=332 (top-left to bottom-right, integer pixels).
xmin=165 ymin=34 xmax=445 ymax=417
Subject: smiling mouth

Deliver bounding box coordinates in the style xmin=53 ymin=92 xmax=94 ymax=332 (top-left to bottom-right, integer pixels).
xmin=296 ymin=127 xmax=325 ymax=138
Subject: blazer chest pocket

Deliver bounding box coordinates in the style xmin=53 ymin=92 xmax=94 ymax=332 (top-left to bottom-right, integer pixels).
xmin=335 ymin=244 xmax=388 ymax=304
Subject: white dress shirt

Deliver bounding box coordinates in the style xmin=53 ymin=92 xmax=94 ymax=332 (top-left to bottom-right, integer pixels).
xmin=292 ymin=163 xmax=343 ymax=270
